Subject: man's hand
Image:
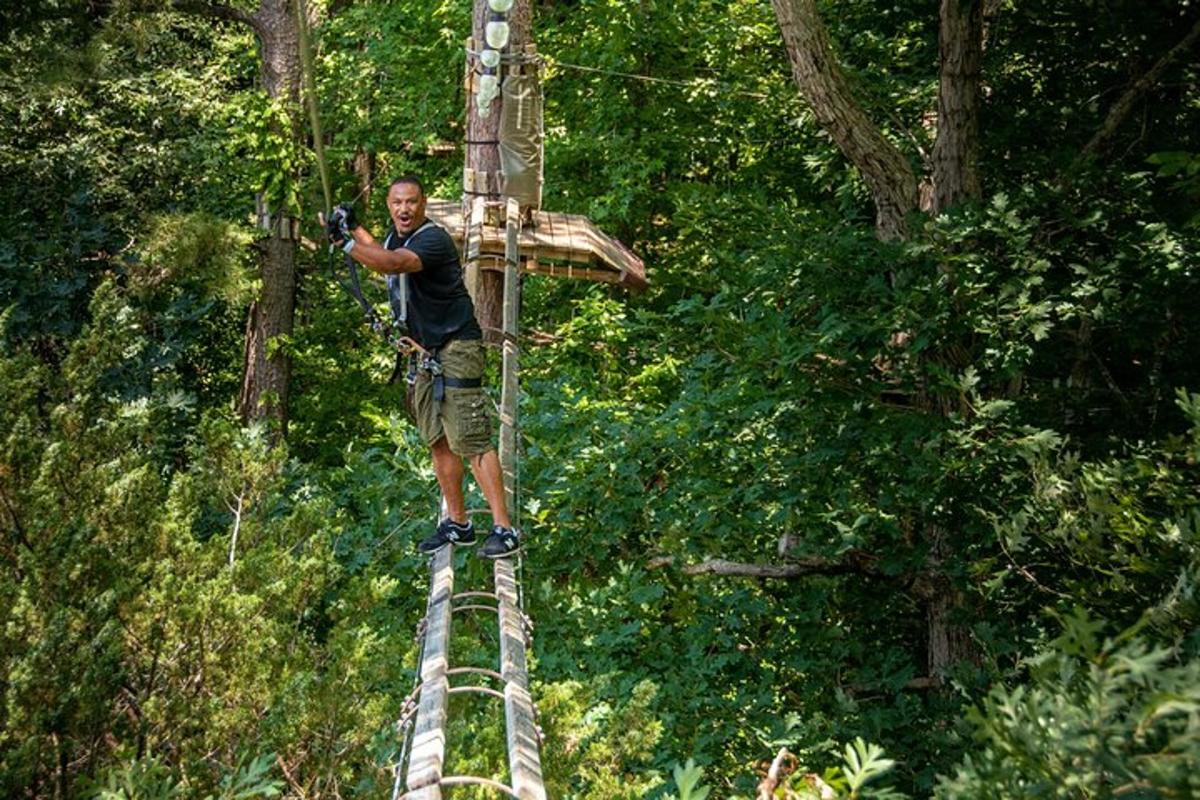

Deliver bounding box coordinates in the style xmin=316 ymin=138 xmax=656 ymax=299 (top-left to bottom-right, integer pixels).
xmin=335 ymin=203 xmax=359 ymax=232
xmin=324 ymin=203 xmax=360 ymax=246
xmin=326 ymin=213 xmax=346 ymax=245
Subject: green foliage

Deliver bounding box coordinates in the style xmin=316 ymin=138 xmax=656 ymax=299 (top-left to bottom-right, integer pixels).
xmin=223 ymin=94 xmax=305 ymax=216
xmin=669 ymin=759 xmax=710 ymax=800
xmin=538 ymin=678 xmax=665 ymax=799
xmin=935 ymin=612 xmax=1200 ymax=799
xmin=88 ymin=753 xmax=281 ymax=800
xmin=3 ymin=0 xmax=1200 ymax=797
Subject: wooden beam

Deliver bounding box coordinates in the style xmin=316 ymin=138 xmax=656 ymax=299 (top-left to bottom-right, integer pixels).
xmin=499 ymin=198 xmax=521 ymax=509
xmin=405 ymin=546 xmax=455 ymax=797
xmin=464 ymin=195 xmax=485 ymax=303
xmin=494 ymin=559 xmax=546 ymax=800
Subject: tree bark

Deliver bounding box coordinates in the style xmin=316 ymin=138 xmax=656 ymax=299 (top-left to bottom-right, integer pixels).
xmin=235 ymin=0 xmax=301 ymax=430
xmin=466 ymin=0 xmax=532 ymax=342
xmin=931 ymin=0 xmax=984 ymax=213
xmin=770 ymin=0 xmax=919 ymax=240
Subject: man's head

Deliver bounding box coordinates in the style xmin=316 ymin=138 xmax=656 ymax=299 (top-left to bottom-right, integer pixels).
xmin=387 ymin=175 xmax=427 ymax=235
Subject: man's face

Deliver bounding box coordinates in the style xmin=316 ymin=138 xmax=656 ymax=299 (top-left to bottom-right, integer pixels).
xmin=388 ymin=182 xmax=426 ymax=235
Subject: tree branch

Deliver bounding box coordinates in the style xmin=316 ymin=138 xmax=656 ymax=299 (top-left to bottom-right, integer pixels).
xmin=757 ymin=748 xmax=796 ymax=800
xmin=1080 ymin=16 xmax=1200 ymax=159
xmin=171 ymin=1 xmax=260 ymax=34
xmin=770 ymin=0 xmax=919 ymax=240
xmin=647 ymin=550 xmax=883 ymax=580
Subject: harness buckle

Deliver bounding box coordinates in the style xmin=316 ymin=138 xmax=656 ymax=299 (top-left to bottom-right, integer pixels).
xmin=421 ymin=355 xmax=444 ymax=376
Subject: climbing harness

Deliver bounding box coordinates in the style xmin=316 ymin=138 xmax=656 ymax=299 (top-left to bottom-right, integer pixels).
xmin=405 ymin=347 xmax=484 ymax=403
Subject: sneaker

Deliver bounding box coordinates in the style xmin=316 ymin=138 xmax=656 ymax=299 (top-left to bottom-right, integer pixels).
xmin=479 ymin=526 xmax=521 ymax=559
xmin=418 ymin=519 xmax=476 ymax=553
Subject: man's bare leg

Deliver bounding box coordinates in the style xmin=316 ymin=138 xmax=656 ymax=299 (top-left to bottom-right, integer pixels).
xmin=468 ymin=448 xmax=511 ymax=529
xmin=430 ymin=437 xmax=468 ymax=524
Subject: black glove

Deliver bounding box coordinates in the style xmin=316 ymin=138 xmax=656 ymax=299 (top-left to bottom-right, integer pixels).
xmin=334 ymin=203 xmax=358 ymax=233
xmin=326 ymin=214 xmax=346 ymax=245
xmin=325 ymin=204 xmax=359 ymax=245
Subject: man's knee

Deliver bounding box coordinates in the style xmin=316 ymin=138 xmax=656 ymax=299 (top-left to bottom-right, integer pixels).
xmin=468 ymin=449 xmax=493 ymax=469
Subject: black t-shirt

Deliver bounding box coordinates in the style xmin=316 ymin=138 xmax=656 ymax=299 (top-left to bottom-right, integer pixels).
xmin=384 ymin=222 xmax=482 ymax=350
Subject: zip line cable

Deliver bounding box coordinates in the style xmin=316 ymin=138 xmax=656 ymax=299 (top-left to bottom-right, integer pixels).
xmin=544 ymin=56 xmax=772 ymax=100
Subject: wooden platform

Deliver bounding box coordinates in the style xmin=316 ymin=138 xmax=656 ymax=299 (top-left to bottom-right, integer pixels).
xmin=426 ymin=199 xmax=647 ymax=291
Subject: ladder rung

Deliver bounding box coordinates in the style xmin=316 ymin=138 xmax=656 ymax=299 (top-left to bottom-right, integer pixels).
xmin=447 ymin=666 xmax=505 ymax=682
xmin=452 ymin=591 xmax=498 ymax=601
xmin=451 ymin=603 xmax=498 ymax=615
xmin=448 ymin=684 xmax=506 ymax=701
xmin=440 ymin=776 xmax=521 ymax=799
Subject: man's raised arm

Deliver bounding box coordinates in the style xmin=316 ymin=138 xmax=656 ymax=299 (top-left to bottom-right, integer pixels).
xmin=324 ymin=204 xmax=423 ymax=274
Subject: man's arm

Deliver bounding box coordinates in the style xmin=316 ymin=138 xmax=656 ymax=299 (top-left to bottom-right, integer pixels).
xmin=344 ymin=227 xmax=424 ymax=274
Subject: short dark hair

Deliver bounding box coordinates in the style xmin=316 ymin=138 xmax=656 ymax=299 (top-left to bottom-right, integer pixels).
xmin=389 ymin=174 xmax=425 ymax=196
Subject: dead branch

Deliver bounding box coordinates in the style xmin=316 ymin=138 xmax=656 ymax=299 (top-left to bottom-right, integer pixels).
xmin=1080 ymin=16 xmax=1200 ymax=159
xmin=757 ymin=747 xmax=796 ymax=800
xmin=647 ymin=550 xmax=883 ymax=580
xmin=844 ymin=675 xmax=943 ymax=696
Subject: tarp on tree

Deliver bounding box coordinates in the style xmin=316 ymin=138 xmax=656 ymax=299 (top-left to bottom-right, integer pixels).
xmin=499 ymin=72 xmax=543 ymax=209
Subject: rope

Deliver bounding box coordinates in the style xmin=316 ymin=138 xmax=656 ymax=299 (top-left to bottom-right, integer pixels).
xmin=546 ymin=56 xmax=771 ymax=100
xmin=292 ymin=0 xmax=333 ymax=213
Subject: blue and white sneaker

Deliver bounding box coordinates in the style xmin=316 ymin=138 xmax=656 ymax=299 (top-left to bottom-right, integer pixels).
xmin=479 ymin=525 xmax=521 ymax=559
xmin=418 ymin=519 xmax=476 ymax=553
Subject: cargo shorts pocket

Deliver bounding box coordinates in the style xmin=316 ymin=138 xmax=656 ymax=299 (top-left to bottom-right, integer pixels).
xmin=444 ymin=388 xmax=492 ymax=456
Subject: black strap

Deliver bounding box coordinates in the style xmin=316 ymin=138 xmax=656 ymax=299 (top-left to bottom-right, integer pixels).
xmin=442 ymin=376 xmax=483 ymax=389
xmin=331 ymin=250 xmax=390 ymax=336
xmin=431 ymin=373 xmax=482 ymax=403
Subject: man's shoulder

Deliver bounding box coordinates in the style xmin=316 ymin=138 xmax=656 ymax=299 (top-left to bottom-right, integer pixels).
xmin=409 ymin=222 xmax=458 ymax=261
xmin=416 ymin=221 xmax=454 ymax=247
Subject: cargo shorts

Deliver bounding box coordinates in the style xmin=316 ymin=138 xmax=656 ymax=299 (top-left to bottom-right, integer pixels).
xmin=408 ymin=338 xmax=493 ymax=456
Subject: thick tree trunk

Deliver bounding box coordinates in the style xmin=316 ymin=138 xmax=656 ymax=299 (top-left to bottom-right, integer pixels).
xmin=921 ymin=1 xmax=986 ymax=679
xmin=931 ymin=0 xmax=984 ymax=213
xmin=771 ymin=0 xmax=986 ymax=680
xmin=236 ymin=0 xmax=301 ymax=429
xmin=466 ymin=0 xmax=532 ymax=342
xmin=770 ymin=0 xmax=918 ymax=240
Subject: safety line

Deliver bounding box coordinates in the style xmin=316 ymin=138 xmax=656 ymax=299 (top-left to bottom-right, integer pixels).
xmin=545 ymin=56 xmax=771 ymax=99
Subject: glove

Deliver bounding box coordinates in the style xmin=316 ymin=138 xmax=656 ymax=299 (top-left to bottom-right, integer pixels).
xmin=325 ymin=204 xmax=359 ymax=244
xmin=326 ymin=214 xmax=346 ymax=245
xmin=334 ymin=203 xmax=359 ymax=233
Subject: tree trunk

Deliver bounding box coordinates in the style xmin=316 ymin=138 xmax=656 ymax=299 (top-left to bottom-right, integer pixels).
xmin=770 ymin=0 xmax=919 ymax=240
xmin=353 ymin=147 xmax=375 ymax=215
xmin=771 ymin=0 xmax=986 ymax=680
xmin=931 ymin=0 xmax=984 ymax=213
xmin=920 ymin=1 xmax=987 ymax=679
xmin=236 ymin=0 xmax=301 ymax=430
xmin=465 ymin=0 xmax=532 ymax=342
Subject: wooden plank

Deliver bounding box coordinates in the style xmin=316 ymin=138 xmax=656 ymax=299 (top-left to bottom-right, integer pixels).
xmin=494 ymin=559 xmax=546 ymax=800
xmin=425 ymin=199 xmax=647 ymax=289
xmin=499 ymin=198 xmax=521 ymax=510
xmin=464 ymin=195 xmax=485 ymax=303
xmin=405 ymin=546 xmax=455 ymax=797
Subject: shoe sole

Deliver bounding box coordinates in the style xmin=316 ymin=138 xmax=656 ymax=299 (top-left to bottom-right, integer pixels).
xmin=418 ymin=537 xmax=478 ymax=555
xmin=478 ymin=545 xmax=521 ymax=560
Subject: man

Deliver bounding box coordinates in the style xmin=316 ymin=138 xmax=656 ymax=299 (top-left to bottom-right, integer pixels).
xmin=327 ymin=175 xmax=520 ymax=558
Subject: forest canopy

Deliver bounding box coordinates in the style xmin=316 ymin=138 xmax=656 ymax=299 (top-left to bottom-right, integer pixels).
xmin=2 ymin=0 xmax=1199 ymax=798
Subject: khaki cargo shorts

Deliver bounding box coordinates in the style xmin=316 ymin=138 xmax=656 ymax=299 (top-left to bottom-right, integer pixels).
xmin=408 ymin=338 xmax=493 ymax=456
